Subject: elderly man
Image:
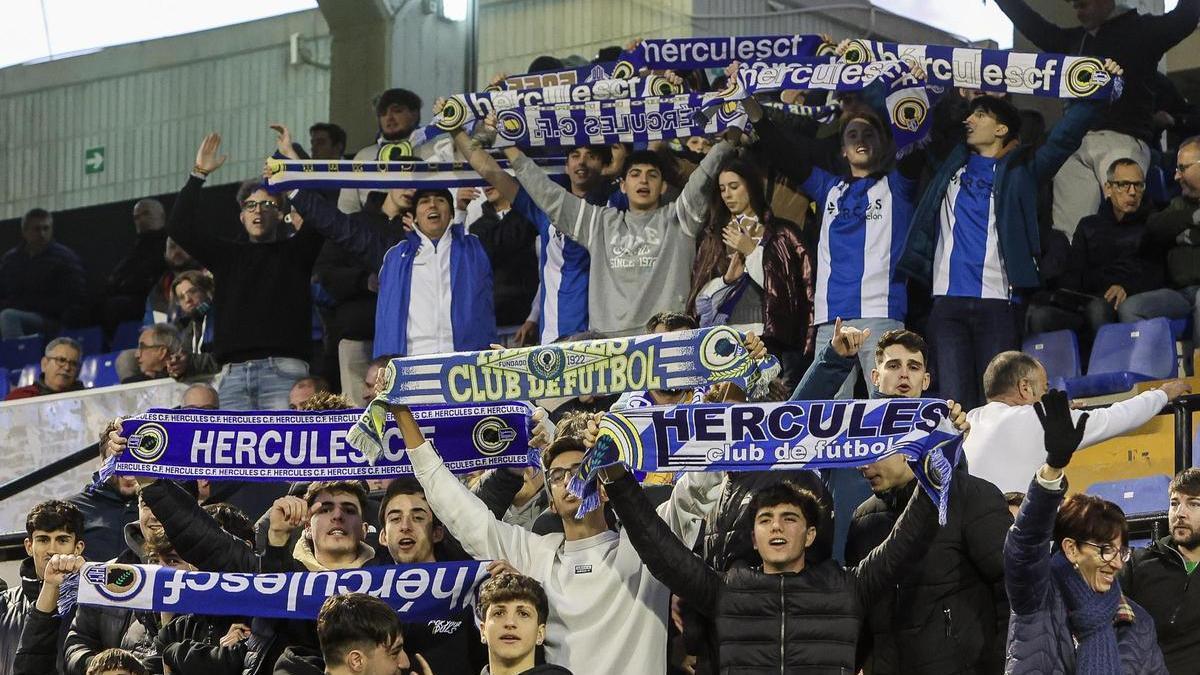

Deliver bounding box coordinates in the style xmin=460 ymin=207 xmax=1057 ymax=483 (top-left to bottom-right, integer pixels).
xmin=180 ymin=383 xmax=219 ymax=410
xmin=992 ymin=0 xmax=1200 ymax=240
xmin=965 ymin=351 xmax=1191 ymax=492
xmin=123 ymin=323 xmax=182 ymax=383
xmin=1119 ymin=135 xmax=1200 ymax=331
xmin=5 ymin=337 xmax=85 ymax=400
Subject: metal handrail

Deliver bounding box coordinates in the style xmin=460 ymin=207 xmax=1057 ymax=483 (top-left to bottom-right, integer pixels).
xmin=0 ymin=443 xmax=98 ymax=504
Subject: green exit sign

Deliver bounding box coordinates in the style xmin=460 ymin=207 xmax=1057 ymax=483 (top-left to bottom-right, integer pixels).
xmin=84 ymin=146 xmax=105 ymax=174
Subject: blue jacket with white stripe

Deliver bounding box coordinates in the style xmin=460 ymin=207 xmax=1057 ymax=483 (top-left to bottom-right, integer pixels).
xmin=898 ymin=100 xmax=1104 ymax=291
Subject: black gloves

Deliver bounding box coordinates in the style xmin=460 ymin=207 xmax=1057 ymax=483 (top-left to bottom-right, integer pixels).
xmin=1033 ymin=389 xmax=1088 ymax=470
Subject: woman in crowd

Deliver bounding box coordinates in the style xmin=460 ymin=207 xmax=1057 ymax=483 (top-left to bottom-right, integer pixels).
xmin=686 ymin=157 xmax=815 ymax=384
xmin=1005 ymin=389 xmax=1166 ymax=674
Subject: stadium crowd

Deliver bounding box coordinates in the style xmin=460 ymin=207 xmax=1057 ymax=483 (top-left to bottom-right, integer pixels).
xmin=4 ymin=0 xmax=1200 ymax=673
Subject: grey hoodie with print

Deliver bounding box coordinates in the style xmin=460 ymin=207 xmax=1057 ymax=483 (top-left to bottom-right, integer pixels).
xmin=509 ymin=142 xmax=733 ymax=335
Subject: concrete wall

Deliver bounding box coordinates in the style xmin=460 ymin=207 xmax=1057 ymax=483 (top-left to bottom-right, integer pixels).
xmin=476 ymin=0 xmax=969 ymax=85
xmin=477 ymin=0 xmax=693 ymax=84
xmin=0 ymin=10 xmax=332 ymax=221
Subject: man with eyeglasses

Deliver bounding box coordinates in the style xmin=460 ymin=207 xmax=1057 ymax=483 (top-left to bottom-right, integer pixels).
xmin=991 ymin=0 xmax=1200 ymax=242
xmin=964 ymin=350 xmax=1190 ymax=493
xmin=122 ymin=323 xmax=181 ymax=384
xmin=167 ymin=133 xmax=324 ymax=410
xmin=5 ymin=337 xmax=85 ymax=400
xmin=1120 ymin=468 xmax=1200 ymax=674
xmin=1120 ymin=135 xmax=1200 ymax=335
xmin=1028 ymin=158 xmax=1160 ymax=348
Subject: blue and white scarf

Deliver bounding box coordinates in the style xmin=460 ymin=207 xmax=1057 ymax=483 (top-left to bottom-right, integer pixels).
xmin=103 ymin=406 xmax=533 ymax=482
xmin=486 ymin=94 xmax=749 ymax=148
xmin=613 ymin=34 xmax=830 ymax=74
xmin=490 ymin=62 xmax=618 ymax=91
xmin=571 ymin=399 xmax=963 ymax=524
xmin=264 ymin=157 xmax=567 ymax=191
xmin=701 ymin=59 xmax=940 ymax=151
xmin=837 ymin=40 xmax=1124 ymax=100
xmin=351 ymin=326 xmax=780 ymax=455
xmin=433 ymin=74 xmax=684 ymax=131
xmin=74 ymin=561 xmax=489 ymax=621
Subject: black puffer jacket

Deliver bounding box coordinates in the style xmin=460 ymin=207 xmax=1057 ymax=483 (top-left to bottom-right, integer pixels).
xmin=1 ymin=559 xmax=42 ymax=675
xmin=844 ymin=471 xmax=1012 ymax=675
xmin=685 ymin=471 xmax=835 ymax=675
xmin=1120 ymin=536 xmax=1200 ymax=675
xmin=608 ymin=472 xmax=938 ymax=674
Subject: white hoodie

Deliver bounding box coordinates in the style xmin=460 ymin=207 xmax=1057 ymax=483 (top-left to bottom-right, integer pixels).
xmin=408 ymin=440 xmax=720 ymax=675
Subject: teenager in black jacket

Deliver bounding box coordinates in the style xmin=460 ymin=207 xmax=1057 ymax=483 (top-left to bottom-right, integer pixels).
xmin=604 ymin=463 xmax=937 ymax=674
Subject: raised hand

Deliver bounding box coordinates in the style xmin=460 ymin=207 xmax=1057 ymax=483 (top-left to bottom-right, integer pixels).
xmin=268 ymin=123 xmax=301 ymax=160
xmin=268 ymin=495 xmax=310 ymax=536
xmin=743 ymin=331 xmax=768 ymax=361
xmin=456 ymin=187 xmax=480 ymax=211
xmin=829 ymin=317 xmax=870 ymax=358
xmin=529 ymin=407 xmax=556 ymax=451
xmin=945 ymin=399 xmax=969 ymax=435
xmin=43 ymin=554 xmax=85 ymax=587
xmin=472 ymin=113 xmax=499 ymax=148
xmin=1034 ymin=389 xmax=1088 ymax=470
xmin=1103 ymin=58 xmax=1123 ymax=79
xmin=195 ymin=133 xmax=228 ymax=175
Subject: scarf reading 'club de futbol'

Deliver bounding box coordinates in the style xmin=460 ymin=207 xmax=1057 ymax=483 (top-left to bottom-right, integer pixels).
xmin=71 ymin=561 xmax=490 ymax=621
xmin=100 ymin=405 xmax=533 ymax=484
xmin=350 ymin=326 xmax=780 ymax=460
xmin=569 ymin=399 xmax=964 ymax=524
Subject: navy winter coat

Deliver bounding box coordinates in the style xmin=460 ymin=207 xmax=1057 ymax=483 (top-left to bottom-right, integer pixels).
xmin=1003 ymin=477 xmax=1166 ymax=674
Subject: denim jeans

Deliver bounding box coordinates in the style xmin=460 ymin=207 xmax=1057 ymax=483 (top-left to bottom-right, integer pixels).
xmin=215 ymin=357 xmax=309 ymax=410
xmin=928 ymin=296 xmax=1020 ymax=411
xmin=0 ymin=308 xmax=51 ymax=340
xmin=1118 ymin=286 xmax=1200 ymax=334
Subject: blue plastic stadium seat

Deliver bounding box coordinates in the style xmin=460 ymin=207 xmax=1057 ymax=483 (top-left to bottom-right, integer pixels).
xmin=80 ymin=351 xmax=121 ymax=389
xmin=1168 ymin=316 xmax=1192 ymax=341
xmin=0 ymin=335 xmax=43 ymax=370
xmin=1062 ymin=318 xmax=1178 ymax=398
xmin=58 ymin=326 xmax=104 ymax=356
xmin=17 ymin=363 xmax=40 ymax=388
xmin=110 ymin=320 xmax=143 ymax=352
xmin=1023 ymin=330 xmax=1081 ymax=384
xmin=1087 ymin=475 xmax=1172 ymax=519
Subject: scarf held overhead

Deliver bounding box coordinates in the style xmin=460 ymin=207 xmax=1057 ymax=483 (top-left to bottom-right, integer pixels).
xmin=351 ymin=326 xmax=781 ymax=457
xmin=108 ymin=406 xmax=532 ymax=482
xmin=264 ymin=157 xmax=566 ymax=191
xmin=569 ymin=399 xmax=963 ymax=524
xmin=485 ymin=94 xmax=749 ymax=148
xmin=75 ymin=561 xmax=489 ymax=622
xmin=434 ymin=74 xmax=684 ymax=130
xmin=836 ymin=39 xmax=1123 ymax=100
